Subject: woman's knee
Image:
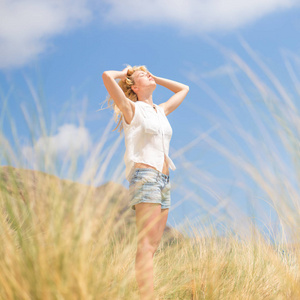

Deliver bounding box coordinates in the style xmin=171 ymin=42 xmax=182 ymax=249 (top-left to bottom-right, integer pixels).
xmin=137 ymin=238 xmax=159 ymax=255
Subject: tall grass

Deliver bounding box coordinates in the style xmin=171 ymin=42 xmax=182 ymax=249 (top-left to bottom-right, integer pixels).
xmin=0 ymin=42 xmax=300 ymax=299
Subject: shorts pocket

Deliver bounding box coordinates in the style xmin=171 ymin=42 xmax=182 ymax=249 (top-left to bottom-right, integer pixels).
xmin=130 ymin=172 xmax=157 ymax=188
xmin=141 ymin=172 xmax=157 ymax=184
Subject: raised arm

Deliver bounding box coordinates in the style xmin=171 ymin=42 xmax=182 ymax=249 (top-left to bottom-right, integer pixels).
xmin=150 ymin=73 xmax=189 ymax=116
xmin=102 ymin=68 xmax=131 ymax=111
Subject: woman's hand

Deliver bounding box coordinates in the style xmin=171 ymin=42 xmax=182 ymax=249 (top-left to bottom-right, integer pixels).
xmin=147 ymin=71 xmax=157 ymax=82
xmin=120 ymin=66 xmax=131 ymax=82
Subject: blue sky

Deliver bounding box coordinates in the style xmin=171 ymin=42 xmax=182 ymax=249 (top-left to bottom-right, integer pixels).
xmin=1 ymin=0 xmax=300 ymax=242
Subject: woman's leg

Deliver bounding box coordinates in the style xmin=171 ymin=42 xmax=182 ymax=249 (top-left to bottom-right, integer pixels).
xmin=153 ymin=208 xmax=169 ymax=254
xmin=135 ymin=203 xmax=166 ymax=300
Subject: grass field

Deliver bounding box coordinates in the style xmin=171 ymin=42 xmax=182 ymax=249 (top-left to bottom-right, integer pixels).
xmin=0 ymin=165 xmax=298 ymax=299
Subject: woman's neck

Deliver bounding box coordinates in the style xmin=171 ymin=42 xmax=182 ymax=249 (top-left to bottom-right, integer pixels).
xmin=137 ymin=93 xmax=153 ymax=106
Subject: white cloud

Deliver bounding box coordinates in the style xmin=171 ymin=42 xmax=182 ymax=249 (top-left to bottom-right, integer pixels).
xmin=0 ymin=0 xmax=92 ymax=69
xmin=22 ymin=124 xmax=92 ymax=165
xmin=1 ymin=0 xmax=298 ymax=70
xmin=101 ymin=0 xmax=299 ymax=33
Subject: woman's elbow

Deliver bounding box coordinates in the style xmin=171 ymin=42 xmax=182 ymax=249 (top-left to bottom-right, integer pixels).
xmin=102 ymin=71 xmax=109 ymax=79
xmin=102 ymin=71 xmax=113 ymax=84
xmin=183 ymin=85 xmax=189 ymax=92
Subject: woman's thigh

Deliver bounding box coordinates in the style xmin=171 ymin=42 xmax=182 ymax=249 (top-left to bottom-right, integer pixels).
xmin=135 ymin=202 xmax=162 ymax=242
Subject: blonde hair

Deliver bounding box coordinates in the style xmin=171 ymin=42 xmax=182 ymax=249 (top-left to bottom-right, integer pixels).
xmin=106 ymin=65 xmax=148 ymax=134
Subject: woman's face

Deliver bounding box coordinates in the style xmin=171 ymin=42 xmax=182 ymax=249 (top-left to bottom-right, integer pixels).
xmin=132 ymin=70 xmax=156 ymax=91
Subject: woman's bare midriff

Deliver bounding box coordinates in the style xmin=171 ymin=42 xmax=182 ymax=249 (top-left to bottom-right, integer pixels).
xmin=134 ymin=154 xmax=170 ymax=176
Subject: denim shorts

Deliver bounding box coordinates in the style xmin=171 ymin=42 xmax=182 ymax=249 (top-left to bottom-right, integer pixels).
xmin=129 ymin=168 xmax=171 ymax=211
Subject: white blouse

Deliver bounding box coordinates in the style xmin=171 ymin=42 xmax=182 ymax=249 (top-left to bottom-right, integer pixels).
xmin=122 ymin=100 xmax=176 ymax=182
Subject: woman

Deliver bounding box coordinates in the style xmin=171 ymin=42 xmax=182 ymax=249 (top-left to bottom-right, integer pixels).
xmin=102 ymin=65 xmax=189 ymax=300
